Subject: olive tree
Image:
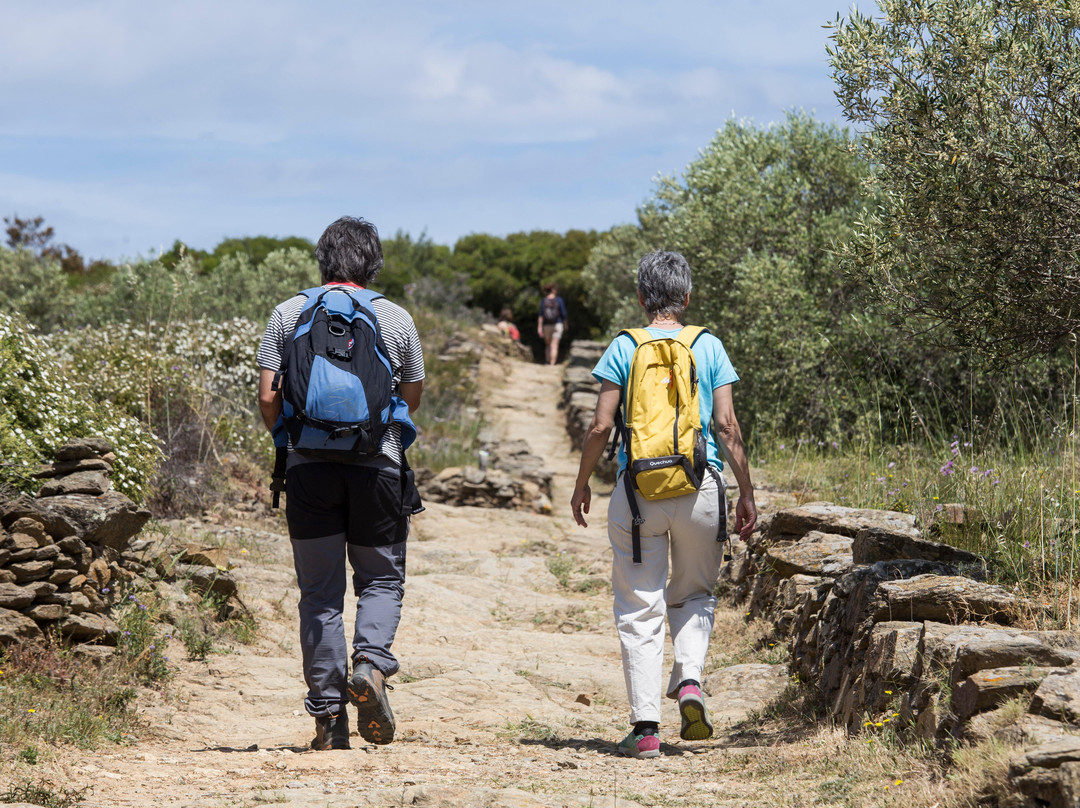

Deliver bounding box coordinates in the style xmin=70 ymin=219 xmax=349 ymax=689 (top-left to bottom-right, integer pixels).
xmin=585 ymin=112 xmax=875 ymax=439
xmin=828 ymin=0 xmax=1080 ymax=358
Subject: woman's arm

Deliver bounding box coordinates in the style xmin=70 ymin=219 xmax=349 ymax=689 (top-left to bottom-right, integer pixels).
xmin=570 ymin=380 xmax=621 ymax=527
xmin=713 ymin=383 xmax=757 ymax=540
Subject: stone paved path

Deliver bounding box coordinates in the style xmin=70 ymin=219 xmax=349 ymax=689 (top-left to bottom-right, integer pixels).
xmin=21 ymin=349 xmax=787 ymax=808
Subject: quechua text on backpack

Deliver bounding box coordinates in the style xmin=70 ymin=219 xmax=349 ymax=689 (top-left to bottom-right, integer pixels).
xmin=611 ymin=326 xmax=726 ymax=562
xmin=268 ymin=286 xmax=416 ymax=506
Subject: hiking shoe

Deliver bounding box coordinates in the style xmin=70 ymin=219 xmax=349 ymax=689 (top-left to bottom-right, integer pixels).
xmin=616 ymin=730 xmax=661 ymax=759
xmin=678 ymin=684 xmax=713 ymax=741
xmin=311 ymin=709 xmax=351 ymax=750
xmin=348 ymin=658 xmax=395 ymax=745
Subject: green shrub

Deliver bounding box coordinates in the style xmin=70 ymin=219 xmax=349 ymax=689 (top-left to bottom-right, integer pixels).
xmin=113 ymin=588 xmax=171 ymax=684
xmin=406 ymin=306 xmax=485 ymax=471
xmin=0 ymin=311 xmax=160 ymax=500
xmin=45 ymin=317 xmax=267 ymax=514
xmin=0 ymin=248 xmax=74 ymax=332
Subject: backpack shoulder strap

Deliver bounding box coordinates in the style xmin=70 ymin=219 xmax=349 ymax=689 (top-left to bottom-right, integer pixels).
xmin=674 ymin=325 xmax=709 ymax=350
xmin=340 ymin=287 xmax=384 ymax=306
xmin=618 ymin=328 xmax=650 ymax=347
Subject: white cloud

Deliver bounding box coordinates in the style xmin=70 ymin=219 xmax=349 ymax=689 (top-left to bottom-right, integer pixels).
xmin=0 ymin=0 xmax=860 ymax=257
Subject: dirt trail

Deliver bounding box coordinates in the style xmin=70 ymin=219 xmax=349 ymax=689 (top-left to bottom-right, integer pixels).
xmin=38 ymin=351 xmax=788 ymax=808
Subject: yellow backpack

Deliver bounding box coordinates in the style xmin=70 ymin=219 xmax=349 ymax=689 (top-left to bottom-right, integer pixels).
xmin=613 ymin=326 xmax=721 ymax=562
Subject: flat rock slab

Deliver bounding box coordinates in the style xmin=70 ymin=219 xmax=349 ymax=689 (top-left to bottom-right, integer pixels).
xmin=872 ymin=574 xmax=1018 ymax=624
xmin=1010 ymin=738 xmax=1080 ymax=808
xmin=703 ymin=663 xmax=788 ymax=726
xmin=36 ymin=492 xmax=150 ymax=550
xmin=852 ymin=527 xmax=984 ymax=574
xmin=763 ymin=531 xmax=853 ymax=578
xmin=864 ymin=621 xmax=924 ymax=684
xmin=759 ymin=504 xmax=919 ymax=549
xmin=37 ymin=470 xmax=110 ymax=497
xmin=955 ymin=666 xmax=1069 ymax=720
xmin=0 ymin=606 xmax=43 ymax=643
xmin=920 ymin=623 xmax=1076 ymax=686
xmin=55 ymin=436 xmax=114 ymax=460
xmin=0 ymin=583 xmax=34 ymax=610
xmin=59 ymin=612 xmax=119 ymax=642
xmin=1031 ymin=670 xmax=1080 ymax=725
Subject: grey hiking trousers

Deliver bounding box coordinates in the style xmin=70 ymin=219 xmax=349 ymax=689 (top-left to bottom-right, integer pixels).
xmin=291 ymin=535 xmax=406 ymax=716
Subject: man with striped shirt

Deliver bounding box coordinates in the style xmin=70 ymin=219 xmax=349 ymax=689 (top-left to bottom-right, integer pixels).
xmin=257 ymin=217 xmax=425 ymax=750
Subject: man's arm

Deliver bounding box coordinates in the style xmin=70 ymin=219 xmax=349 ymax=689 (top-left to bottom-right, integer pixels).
xmin=258 ymin=368 xmax=282 ymax=431
xmin=570 ymin=380 xmax=621 ymax=527
xmin=713 ymin=384 xmax=757 ymax=540
xmin=399 ymin=380 xmax=423 ymax=413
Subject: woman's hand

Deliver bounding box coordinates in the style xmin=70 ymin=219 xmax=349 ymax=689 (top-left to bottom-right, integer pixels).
xmin=571 ymin=484 xmax=592 ymax=527
xmin=735 ymin=492 xmax=757 ymax=541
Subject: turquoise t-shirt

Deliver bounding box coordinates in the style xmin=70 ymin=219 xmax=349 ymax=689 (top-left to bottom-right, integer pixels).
xmin=592 ymin=326 xmax=739 ymax=474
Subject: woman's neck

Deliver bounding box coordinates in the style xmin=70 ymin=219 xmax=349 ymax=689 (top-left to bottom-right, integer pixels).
xmin=648 ymin=314 xmax=682 ymax=330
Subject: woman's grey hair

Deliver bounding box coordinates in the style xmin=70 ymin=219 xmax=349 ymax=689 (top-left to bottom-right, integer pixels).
xmin=315 ymin=216 xmax=384 ymax=285
xmin=637 ymin=250 xmax=692 ymax=317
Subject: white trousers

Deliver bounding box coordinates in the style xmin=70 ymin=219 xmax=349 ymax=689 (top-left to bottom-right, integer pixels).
xmin=608 ymin=470 xmax=725 ymax=724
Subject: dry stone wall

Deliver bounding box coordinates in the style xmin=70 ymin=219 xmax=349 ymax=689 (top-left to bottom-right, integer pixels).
xmin=726 ymin=503 xmax=1080 ymax=807
xmin=416 ymin=439 xmax=554 ymax=514
xmin=562 ymin=340 xmax=616 ymax=481
xmin=0 ymin=437 xmax=244 ymax=651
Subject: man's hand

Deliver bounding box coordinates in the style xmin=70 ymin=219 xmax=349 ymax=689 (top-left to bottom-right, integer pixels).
xmin=735 ymin=492 xmax=757 ymax=542
xmin=571 ymin=484 xmax=592 ymax=527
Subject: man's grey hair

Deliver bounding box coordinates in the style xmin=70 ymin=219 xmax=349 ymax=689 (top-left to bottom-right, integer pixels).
xmin=637 ymin=250 xmax=693 ymax=317
xmin=315 ymin=216 xmax=384 ymax=285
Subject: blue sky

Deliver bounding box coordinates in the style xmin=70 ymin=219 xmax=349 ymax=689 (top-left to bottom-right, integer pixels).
xmin=0 ymin=1 xmax=868 ymax=260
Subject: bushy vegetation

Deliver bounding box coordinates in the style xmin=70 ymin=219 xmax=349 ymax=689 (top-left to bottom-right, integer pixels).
xmin=0 ymin=310 xmax=159 ymax=500
xmin=0 ymin=231 xmax=501 ymax=511
xmin=375 ymin=228 xmax=600 ymax=359
xmin=583 ymin=111 xmax=1073 ymax=450
xmin=45 ymin=318 xmax=265 ymax=515
xmin=829 ymin=0 xmax=1080 ymax=359
xmin=758 ymin=417 xmax=1080 ymax=624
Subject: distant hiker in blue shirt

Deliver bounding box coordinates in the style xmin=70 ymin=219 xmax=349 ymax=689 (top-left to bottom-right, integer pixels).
xmin=537 ymin=283 xmax=568 ymax=365
xmin=570 ymin=250 xmax=757 ymax=759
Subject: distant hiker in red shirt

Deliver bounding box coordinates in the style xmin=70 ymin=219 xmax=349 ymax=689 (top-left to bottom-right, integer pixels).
xmin=537 ymin=283 xmax=568 ymax=365
xmin=497 ymin=308 xmax=520 ymax=341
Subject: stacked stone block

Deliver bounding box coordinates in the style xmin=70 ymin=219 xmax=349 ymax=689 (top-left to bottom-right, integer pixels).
xmin=416 ymin=439 xmax=554 ymax=513
xmin=728 ymin=503 xmax=1080 ymax=807
xmin=562 ymin=340 xmax=615 ymax=482
xmin=0 ymin=437 xmax=150 ymax=645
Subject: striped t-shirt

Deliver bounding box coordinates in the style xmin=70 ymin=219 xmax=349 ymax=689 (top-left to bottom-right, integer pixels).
xmin=257 ymin=285 xmax=426 ymax=466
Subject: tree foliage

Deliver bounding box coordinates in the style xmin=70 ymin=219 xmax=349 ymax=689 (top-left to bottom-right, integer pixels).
xmin=448 ymin=229 xmax=599 ymax=356
xmin=828 ymin=0 xmax=1080 ymax=358
xmin=4 ymin=215 xmax=108 ymax=279
xmin=586 ymin=113 xmax=879 ymax=439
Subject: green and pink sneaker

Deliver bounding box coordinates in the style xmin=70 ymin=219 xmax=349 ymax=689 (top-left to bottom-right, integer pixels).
xmin=677 ymin=683 xmax=713 ymax=741
xmin=617 ymin=730 xmax=660 ymax=759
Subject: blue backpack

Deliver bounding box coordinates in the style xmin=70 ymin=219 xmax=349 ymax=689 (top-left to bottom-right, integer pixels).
xmin=269 ymin=286 xmax=417 ymax=506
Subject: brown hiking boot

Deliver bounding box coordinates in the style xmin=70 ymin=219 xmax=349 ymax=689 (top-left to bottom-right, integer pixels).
xmin=348 ymin=658 xmax=395 ymax=745
xmin=311 ymin=708 xmax=351 ymax=750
